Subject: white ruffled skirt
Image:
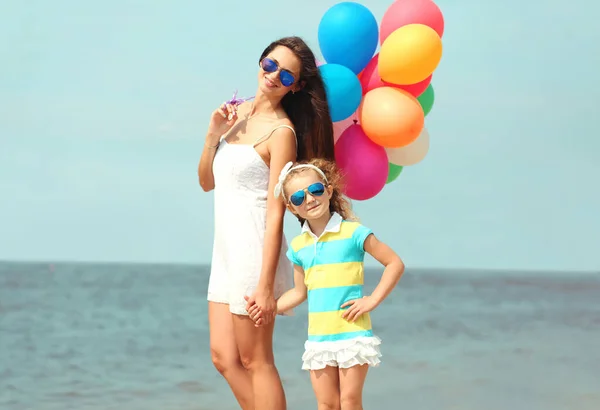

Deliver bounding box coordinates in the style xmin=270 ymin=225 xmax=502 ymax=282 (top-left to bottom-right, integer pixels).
xmin=301 ymin=335 xmax=382 ymax=370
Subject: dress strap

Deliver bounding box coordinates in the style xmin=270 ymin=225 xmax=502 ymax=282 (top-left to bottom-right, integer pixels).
xmin=252 ymin=124 xmax=297 ymax=148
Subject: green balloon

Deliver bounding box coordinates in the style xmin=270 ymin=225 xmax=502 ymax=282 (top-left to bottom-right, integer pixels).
xmin=417 ymin=84 xmax=435 ymax=116
xmin=386 ymin=163 xmax=403 ymax=184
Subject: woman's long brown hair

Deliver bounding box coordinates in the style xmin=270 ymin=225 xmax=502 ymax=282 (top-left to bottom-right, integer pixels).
xmin=259 ymin=36 xmax=335 ymax=162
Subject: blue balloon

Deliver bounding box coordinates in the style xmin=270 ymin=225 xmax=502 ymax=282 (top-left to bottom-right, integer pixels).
xmin=319 ymin=63 xmax=362 ymax=122
xmin=318 ymin=2 xmax=379 ymax=74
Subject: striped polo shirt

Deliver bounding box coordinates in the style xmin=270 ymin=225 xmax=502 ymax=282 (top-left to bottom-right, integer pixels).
xmin=286 ymin=212 xmax=374 ymax=342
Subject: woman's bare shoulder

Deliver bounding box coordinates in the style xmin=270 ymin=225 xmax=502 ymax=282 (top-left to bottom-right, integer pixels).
xmin=263 ymin=107 xmax=290 ymax=126
xmin=257 ymin=112 xmax=295 ymax=134
xmin=270 ymin=115 xmax=295 ymax=133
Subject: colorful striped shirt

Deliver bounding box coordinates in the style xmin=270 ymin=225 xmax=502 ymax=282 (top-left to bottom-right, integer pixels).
xmin=286 ymin=213 xmax=374 ymax=342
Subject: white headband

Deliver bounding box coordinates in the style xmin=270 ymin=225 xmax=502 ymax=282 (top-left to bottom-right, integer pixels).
xmin=273 ymin=161 xmax=329 ymax=199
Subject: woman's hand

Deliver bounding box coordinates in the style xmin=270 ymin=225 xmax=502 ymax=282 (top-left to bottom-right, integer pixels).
xmin=253 ymin=287 xmax=277 ymax=325
xmin=245 ymin=287 xmax=277 ymax=327
xmin=341 ymin=296 xmax=377 ymax=322
xmin=207 ymin=102 xmax=238 ymax=141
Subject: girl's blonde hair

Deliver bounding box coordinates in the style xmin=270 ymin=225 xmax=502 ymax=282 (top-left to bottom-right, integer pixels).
xmin=281 ymin=158 xmax=356 ymax=225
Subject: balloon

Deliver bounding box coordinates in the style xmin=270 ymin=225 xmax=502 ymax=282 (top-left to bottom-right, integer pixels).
xmin=386 ymin=127 xmax=430 ymax=166
xmin=380 ymin=0 xmax=445 ymax=44
xmin=333 ymin=112 xmax=359 ymax=144
xmin=318 ymin=2 xmax=379 ymax=74
xmin=417 ymin=84 xmax=435 ymax=116
xmin=359 ymin=86 xmax=424 ymax=148
xmin=359 ymin=55 xmax=381 ymax=93
xmin=335 ymin=124 xmax=388 ymax=200
xmin=360 ymin=54 xmax=432 ymax=97
xmin=397 ymin=75 xmax=432 ymax=98
xmin=379 ymin=24 xmax=443 ymax=85
xmin=319 ymin=63 xmax=363 ymax=122
xmin=386 ymin=163 xmax=403 ymax=184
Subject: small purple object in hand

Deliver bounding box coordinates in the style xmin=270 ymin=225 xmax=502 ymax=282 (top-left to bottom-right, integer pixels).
xmin=226 ymin=90 xmax=255 ymax=106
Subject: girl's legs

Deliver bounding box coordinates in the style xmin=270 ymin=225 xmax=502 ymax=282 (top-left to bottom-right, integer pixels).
xmin=233 ymin=314 xmax=286 ymax=410
xmin=339 ymin=364 xmax=369 ymax=410
xmin=309 ymin=366 xmax=341 ymax=410
xmin=208 ymin=302 xmax=254 ymax=410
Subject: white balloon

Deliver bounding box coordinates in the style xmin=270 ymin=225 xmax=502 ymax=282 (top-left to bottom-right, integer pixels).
xmin=386 ymin=127 xmax=430 ymax=166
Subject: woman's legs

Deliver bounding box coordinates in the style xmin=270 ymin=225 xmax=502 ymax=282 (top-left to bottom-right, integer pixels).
xmin=208 ymin=302 xmax=254 ymax=410
xmin=310 ymin=366 xmax=341 ymax=410
xmin=338 ymin=364 xmax=369 ymax=410
xmin=233 ymin=314 xmax=286 ymax=410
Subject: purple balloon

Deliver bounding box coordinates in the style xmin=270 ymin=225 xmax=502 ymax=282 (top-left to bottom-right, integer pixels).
xmin=334 ymin=124 xmax=388 ymax=200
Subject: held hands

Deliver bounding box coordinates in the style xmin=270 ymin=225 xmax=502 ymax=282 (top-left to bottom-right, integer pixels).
xmin=207 ymin=102 xmax=238 ymax=141
xmin=245 ymin=296 xmax=265 ymax=327
xmin=244 ymin=289 xmax=277 ymax=328
xmin=341 ymin=296 xmax=378 ymax=322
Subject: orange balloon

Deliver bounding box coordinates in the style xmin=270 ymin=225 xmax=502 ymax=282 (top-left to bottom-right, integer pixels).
xmin=359 ymin=87 xmax=424 ymax=148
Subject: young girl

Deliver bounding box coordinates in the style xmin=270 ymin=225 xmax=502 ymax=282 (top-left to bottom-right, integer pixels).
xmin=246 ymin=158 xmax=405 ymax=410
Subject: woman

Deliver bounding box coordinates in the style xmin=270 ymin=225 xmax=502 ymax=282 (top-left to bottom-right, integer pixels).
xmin=197 ymin=36 xmax=335 ymax=410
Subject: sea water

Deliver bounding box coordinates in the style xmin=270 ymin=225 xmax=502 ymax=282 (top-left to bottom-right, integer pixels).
xmin=1 ymin=262 xmax=599 ymax=410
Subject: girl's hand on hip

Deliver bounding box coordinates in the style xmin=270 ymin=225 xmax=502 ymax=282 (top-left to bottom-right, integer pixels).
xmin=341 ymin=296 xmax=377 ymax=323
xmin=207 ymin=102 xmax=238 ymax=139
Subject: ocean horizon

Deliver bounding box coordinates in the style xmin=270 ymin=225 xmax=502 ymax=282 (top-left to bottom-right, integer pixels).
xmin=1 ymin=261 xmax=599 ymax=409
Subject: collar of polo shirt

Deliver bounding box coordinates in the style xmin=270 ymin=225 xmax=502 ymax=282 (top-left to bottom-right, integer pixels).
xmin=301 ymin=212 xmax=342 ymax=239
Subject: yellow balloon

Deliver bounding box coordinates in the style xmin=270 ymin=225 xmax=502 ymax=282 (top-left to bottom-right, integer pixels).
xmin=379 ymin=24 xmax=443 ymax=85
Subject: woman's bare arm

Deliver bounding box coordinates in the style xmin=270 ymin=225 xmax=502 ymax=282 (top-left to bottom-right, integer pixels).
xmin=258 ymin=126 xmax=297 ymax=291
xmin=197 ymin=132 xmax=222 ymax=192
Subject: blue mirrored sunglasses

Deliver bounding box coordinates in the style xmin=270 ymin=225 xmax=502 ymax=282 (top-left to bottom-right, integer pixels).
xmin=289 ymin=182 xmax=325 ymax=206
xmin=260 ymin=57 xmax=296 ymax=87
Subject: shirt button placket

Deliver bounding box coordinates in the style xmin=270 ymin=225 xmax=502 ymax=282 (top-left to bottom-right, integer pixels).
xmin=313 ymin=239 xmax=318 ymax=270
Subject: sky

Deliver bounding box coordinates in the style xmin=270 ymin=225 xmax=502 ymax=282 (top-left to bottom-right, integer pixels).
xmin=1 ymin=0 xmax=599 ymax=271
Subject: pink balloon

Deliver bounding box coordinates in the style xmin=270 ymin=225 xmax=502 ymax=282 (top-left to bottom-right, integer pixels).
xmin=360 ymin=54 xmax=432 ymax=97
xmin=359 ymin=55 xmax=381 ymax=94
xmin=398 ymin=74 xmax=432 ymax=97
xmin=380 ymin=0 xmax=445 ymax=45
xmin=333 ymin=111 xmax=359 ymax=144
xmin=334 ymin=124 xmax=388 ymax=200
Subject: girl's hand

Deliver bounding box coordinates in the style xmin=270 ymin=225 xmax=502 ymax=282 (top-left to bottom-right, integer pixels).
xmin=341 ymin=296 xmax=377 ymax=322
xmin=244 ymin=295 xmax=266 ymax=327
xmin=207 ymin=102 xmax=238 ymax=139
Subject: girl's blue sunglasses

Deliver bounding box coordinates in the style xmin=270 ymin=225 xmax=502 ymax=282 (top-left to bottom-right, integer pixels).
xmin=289 ymin=182 xmax=325 ymax=206
xmin=260 ymin=57 xmax=296 ymax=87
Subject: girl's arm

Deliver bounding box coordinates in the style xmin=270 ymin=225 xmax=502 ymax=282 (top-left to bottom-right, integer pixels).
xmin=364 ymin=234 xmax=405 ymax=307
xmin=247 ymin=264 xmax=306 ymax=327
xmin=342 ymin=233 xmax=405 ymax=321
xmin=276 ymin=264 xmax=307 ymax=313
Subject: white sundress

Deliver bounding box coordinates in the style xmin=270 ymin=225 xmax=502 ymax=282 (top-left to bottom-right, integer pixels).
xmin=207 ymin=124 xmax=295 ymax=315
